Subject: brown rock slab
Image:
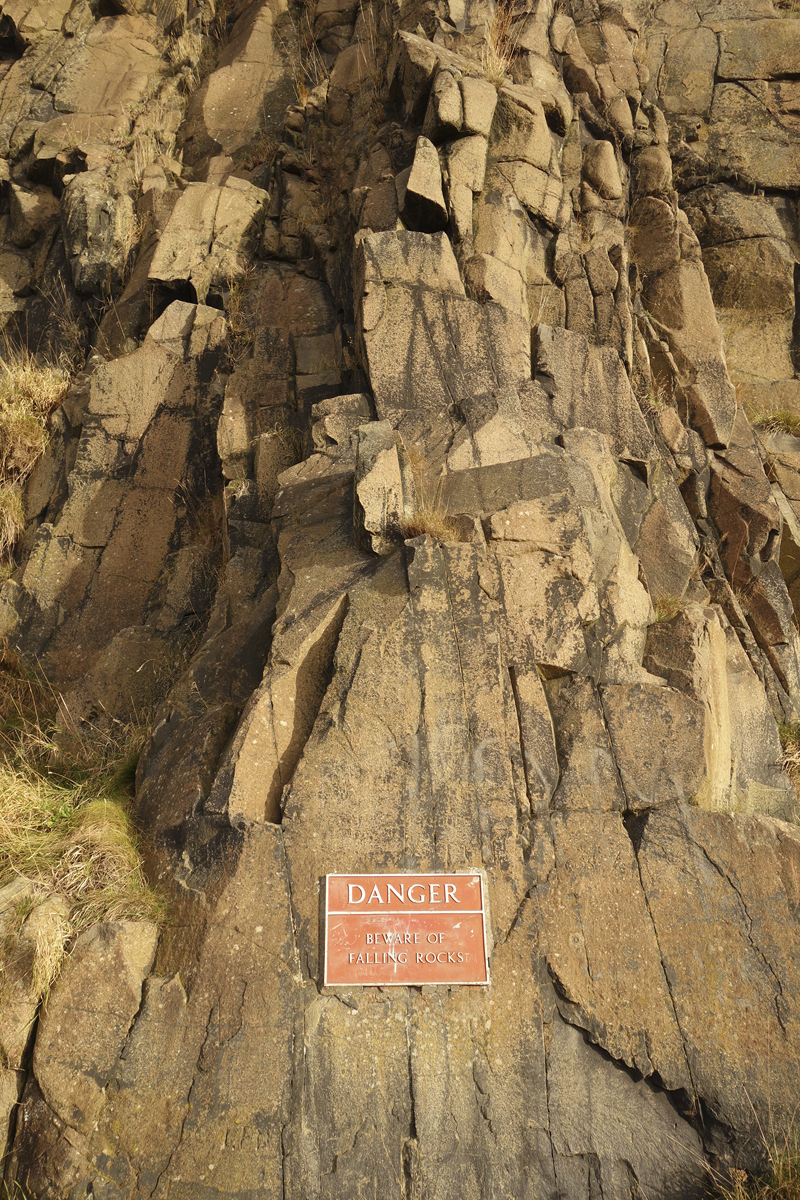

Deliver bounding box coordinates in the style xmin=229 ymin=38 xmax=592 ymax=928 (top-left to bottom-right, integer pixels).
xmin=601 ymin=681 xmax=706 ymax=809
xmin=33 ymin=921 xmax=157 ymax=1133
xmin=545 ymin=676 xmax=626 ymax=812
xmin=540 ymin=810 xmax=692 ymax=1086
xmin=638 ymin=806 xmax=800 ymax=1161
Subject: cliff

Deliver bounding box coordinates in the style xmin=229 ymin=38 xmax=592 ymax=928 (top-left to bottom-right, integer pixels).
xmin=0 ymin=0 xmax=799 ymax=1195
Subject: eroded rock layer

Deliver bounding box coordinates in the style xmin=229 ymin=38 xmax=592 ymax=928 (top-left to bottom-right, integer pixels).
xmin=1 ymin=0 xmax=800 ymax=1194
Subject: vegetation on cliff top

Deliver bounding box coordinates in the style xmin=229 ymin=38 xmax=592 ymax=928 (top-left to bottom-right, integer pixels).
xmin=0 ymin=654 xmax=161 ymax=998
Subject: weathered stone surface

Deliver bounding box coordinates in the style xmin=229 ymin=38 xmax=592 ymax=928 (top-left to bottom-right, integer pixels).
xmin=540 ymin=802 xmax=800 ymax=1168
xmin=0 ymin=301 xmax=228 ymax=703
xmin=149 ymin=179 xmax=268 ymax=301
xmin=602 ymin=681 xmax=706 ymax=809
xmin=491 ymin=85 xmax=553 ymax=171
xmin=546 ymin=676 xmax=626 ymax=812
xmin=355 ymin=229 xmax=531 ymax=418
xmin=582 ymin=139 xmax=623 ymax=200
xmin=637 ymin=807 xmax=800 ymax=1155
xmin=400 ymin=134 xmax=448 ymax=231
xmin=8 ymin=182 xmax=58 ymax=247
xmin=644 ymin=603 xmax=796 ymax=819
xmin=535 ymin=325 xmax=654 ymax=462
xmin=354 ymin=420 xmax=416 ymax=554
xmin=33 ymin=921 xmax=157 ymax=1132
xmin=642 ymin=260 xmax=737 ymax=448
xmin=182 ymin=0 xmax=293 ymax=165
xmin=540 ymin=810 xmax=693 ymax=1086
xmin=61 ymin=171 xmax=137 ymax=293
xmin=422 ymin=68 xmax=462 ymax=142
xmin=718 ymin=19 xmax=800 ymax=80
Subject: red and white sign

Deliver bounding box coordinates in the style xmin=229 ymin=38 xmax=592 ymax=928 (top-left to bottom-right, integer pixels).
xmin=323 ymin=873 xmax=489 ymax=987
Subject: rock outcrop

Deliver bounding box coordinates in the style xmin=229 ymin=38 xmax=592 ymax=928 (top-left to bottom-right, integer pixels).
xmin=1 ymin=0 xmax=800 ymax=1195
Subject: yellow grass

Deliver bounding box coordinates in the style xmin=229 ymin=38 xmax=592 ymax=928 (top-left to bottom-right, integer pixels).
xmin=746 ymin=405 xmax=800 ymax=438
xmin=0 ymin=657 xmax=161 ymax=998
xmin=398 ymin=445 xmax=466 ymax=543
xmin=397 ymin=503 xmax=464 ymax=543
xmin=480 ymin=0 xmax=519 ymax=87
xmin=711 ymin=1131 xmax=800 ymax=1199
xmin=653 ymin=595 xmax=686 ymax=622
xmin=0 ymin=350 xmax=69 ymax=561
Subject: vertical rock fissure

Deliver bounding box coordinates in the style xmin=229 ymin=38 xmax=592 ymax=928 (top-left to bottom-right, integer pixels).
xmin=625 ymin=816 xmax=701 ymax=1111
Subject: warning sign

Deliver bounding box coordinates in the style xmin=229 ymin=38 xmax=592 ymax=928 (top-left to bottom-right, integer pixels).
xmin=323 ymin=873 xmax=489 ymax=987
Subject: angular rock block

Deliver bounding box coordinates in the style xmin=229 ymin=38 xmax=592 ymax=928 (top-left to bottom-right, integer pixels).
xmin=150 ymin=178 xmax=268 ymax=302
xmin=353 ymin=420 xmax=416 ymax=555
xmin=355 ymin=229 xmax=531 ymax=418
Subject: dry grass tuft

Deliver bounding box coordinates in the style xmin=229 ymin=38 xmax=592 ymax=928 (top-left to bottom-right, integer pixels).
xmin=711 ymin=1129 xmax=800 ymax=1199
xmin=0 ymin=349 xmax=69 ymax=560
xmin=480 ymin=0 xmax=519 ymax=88
xmin=398 ymin=446 xmax=466 ymax=543
xmin=779 ymin=722 xmax=800 ymax=802
xmin=653 ymin=595 xmax=686 ymax=622
xmin=398 ymin=503 xmax=464 ymax=543
xmin=238 ymin=130 xmax=278 ymax=173
xmin=0 ymin=656 xmax=162 ymax=998
xmin=745 ymin=403 xmax=800 ymax=438
xmin=280 ymin=2 xmax=330 ymax=107
xmin=640 ymin=375 xmax=674 ymax=416
xmin=167 ymin=26 xmax=216 ymax=91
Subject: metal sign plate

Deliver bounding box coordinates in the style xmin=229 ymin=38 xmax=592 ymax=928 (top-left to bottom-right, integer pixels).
xmin=323 ymin=872 xmax=489 ymax=987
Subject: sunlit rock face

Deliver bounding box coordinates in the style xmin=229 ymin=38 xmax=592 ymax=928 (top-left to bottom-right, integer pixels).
xmin=1 ymin=0 xmax=800 ymax=1195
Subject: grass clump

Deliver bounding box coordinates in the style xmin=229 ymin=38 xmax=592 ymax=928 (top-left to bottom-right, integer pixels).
xmin=711 ymin=1131 xmax=800 ymax=1199
xmin=779 ymin=722 xmax=800 ymax=805
xmin=397 ymin=446 xmax=466 ymax=543
xmin=0 ymin=350 xmax=69 ymax=561
xmin=745 ymin=404 xmax=800 ymax=438
xmin=398 ymin=499 xmax=464 ymax=543
xmin=640 ymin=375 xmax=674 ymax=417
xmin=480 ymin=0 xmax=519 ymax=88
xmin=0 ymin=656 xmax=162 ymax=999
xmin=653 ymin=595 xmax=686 ymax=622
xmin=238 ymin=130 xmax=278 ymax=173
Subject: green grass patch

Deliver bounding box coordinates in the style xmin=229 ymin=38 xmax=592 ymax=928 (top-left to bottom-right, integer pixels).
xmin=0 ymin=654 xmax=162 ymax=998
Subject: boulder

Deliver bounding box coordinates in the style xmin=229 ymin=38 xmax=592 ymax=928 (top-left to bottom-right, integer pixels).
xmin=8 ymin=183 xmax=58 ymax=247
xmin=491 ymin=85 xmax=553 ymax=171
xmin=422 ymin=69 xmax=463 ymax=142
xmin=582 ymin=139 xmax=623 ymax=200
xmin=61 ymin=172 xmax=138 ymax=293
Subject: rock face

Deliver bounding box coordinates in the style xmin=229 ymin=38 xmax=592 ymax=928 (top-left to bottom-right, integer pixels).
xmin=2 ymin=0 xmax=800 ymax=1196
